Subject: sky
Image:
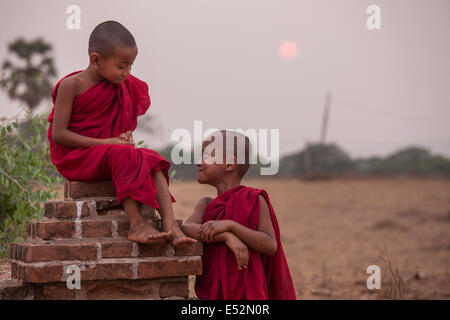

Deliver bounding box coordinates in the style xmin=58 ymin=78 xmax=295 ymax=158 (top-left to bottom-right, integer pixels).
xmin=0 ymin=0 xmax=449 ymax=159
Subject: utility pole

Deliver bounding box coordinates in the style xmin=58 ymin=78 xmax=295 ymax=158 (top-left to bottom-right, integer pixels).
xmin=320 ymin=91 xmax=332 ymax=145
xmin=317 ymin=91 xmax=332 ymax=174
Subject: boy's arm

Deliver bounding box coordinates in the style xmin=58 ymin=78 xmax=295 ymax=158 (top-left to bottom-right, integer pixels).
xmin=181 ymin=197 xmax=213 ymax=240
xmin=199 ymin=195 xmax=278 ymax=256
xmin=182 ymin=197 xmax=249 ymax=269
xmin=182 ymin=197 xmax=232 ymax=242
xmin=52 ymin=78 xmax=134 ymax=148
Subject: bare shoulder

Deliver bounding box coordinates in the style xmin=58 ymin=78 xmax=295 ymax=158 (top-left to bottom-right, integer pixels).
xmin=185 ymin=197 xmax=214 ymax=224
xmin=56 ymin=76 xmax=78 ymax=99
xmin=198 ymin=196 xmax=213 ymax=207
xmin=259 ymin=194 xmax=269 ymax=210
xmin=194 ymin=196 xmax=214 ymax=213
xmin=257 ymin=194 xmax=275 ymax=236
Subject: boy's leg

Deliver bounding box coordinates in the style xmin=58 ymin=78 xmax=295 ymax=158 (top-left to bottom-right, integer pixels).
xmin=154 ymin=170 xmax=197 ymax=247
xmin=123 ymin=196 xmax=172 ymax=245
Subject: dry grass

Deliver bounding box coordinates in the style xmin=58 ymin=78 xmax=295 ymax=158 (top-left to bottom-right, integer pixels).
xmin=0 ymin=258 xmax=11 ymax=282
xmin=376 ymin=242 xmax=405 ymax=299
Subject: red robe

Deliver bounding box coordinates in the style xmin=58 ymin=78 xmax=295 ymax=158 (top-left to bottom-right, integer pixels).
xmin=195 ymin=185 xmax=296 ymax=300
xmin=47 ymin=70 xmax=175 ymax=209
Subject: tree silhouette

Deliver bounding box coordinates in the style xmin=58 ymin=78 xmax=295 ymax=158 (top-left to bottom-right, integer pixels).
xmin=357 ymin=146 xmax=450 ymax=176
xmin=279 ymin=143 xmax=354 ymax=178
xmin=1 ymin=37 xmax=57 ymax=111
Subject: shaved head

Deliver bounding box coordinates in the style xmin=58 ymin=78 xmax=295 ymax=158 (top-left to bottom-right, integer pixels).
xmin=204 ymin=130 xmax=252 ymax=178
xmin=88 ymin=21 xmax=136 ymax=58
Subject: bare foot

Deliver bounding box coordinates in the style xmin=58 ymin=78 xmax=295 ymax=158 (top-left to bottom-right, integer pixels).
xmin=164 ymin=224 xmax=197 ymax=248
xmin=128 ymin=221 xmax=172 ymax=245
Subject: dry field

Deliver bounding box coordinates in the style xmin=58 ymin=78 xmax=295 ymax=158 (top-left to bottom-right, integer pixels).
xmin=170 ymin=177 xmax=450 ymax=300
xmin=1 ymin=177 xmax=449 ymax=299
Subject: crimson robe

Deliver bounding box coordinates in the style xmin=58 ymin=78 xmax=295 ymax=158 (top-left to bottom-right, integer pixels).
xmin=195 ymin=185 xmax=296 ymax=300
xmin=47 ymin=70 xmax=175 ymax=209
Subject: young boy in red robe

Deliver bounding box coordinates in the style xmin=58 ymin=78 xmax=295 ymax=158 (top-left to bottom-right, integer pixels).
xmin=182 ymin=130 xmax=296 ymax=299
xmin=48 ymin=20 xmax=196 ymax=247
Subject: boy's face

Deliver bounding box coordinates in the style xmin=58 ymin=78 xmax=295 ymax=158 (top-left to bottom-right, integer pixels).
xmin=95 ymin=45 xmax=138 ymax=84
xmin=196 ymin=140 xmax=227 ymax=185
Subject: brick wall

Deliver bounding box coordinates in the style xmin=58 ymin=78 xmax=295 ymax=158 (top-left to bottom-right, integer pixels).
xmin=1 ymin=180 xmax=202 ymax=300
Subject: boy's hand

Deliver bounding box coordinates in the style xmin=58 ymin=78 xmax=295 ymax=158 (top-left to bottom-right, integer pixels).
xmin=224 ymin=233 xmax=249 ymax=270
xmin=119 ymin=130 xmax=134 ymax=144
xmin=198 ymin=220 xmax=233 ymax=242
xmin=105 ymin=136 xmax=135 ymax=146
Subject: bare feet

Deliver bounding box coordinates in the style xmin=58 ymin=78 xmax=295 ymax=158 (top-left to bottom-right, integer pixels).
xmin=164 ymin=223 xmax=197 ymax=248
xmin=128 ymin=221 xmax=172 ymax=245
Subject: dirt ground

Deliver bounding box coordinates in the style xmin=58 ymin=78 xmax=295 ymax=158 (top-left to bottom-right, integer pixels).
xmin=1 ymin=177 xmax=449 ymax=299
xmin=169 ymin=177 xmax=450 ymax=300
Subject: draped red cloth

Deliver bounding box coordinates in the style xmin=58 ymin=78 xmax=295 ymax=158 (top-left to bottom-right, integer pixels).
xmin=47 ymin=70 xmax=175 ymax=208
xmin=195 ymin=185 xmax=296 ymax=300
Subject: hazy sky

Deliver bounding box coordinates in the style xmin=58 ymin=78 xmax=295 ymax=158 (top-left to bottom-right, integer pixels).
xmin=0 ymin=0 xmax=449 ymax=158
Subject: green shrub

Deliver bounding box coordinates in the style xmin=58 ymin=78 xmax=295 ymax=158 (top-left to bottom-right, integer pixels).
xmin=0 ymin=111 xmax=61 ymax=257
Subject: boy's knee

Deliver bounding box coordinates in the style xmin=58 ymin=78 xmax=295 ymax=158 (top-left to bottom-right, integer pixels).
xmin=107 ymin=144 xmax=134 ymax=156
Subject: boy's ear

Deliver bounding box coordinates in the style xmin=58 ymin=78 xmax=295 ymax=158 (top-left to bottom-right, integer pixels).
xmin=89 ymin=52 xmax=101 ymax=68
xmin=224 ymin=155 xmax=237 ymax=172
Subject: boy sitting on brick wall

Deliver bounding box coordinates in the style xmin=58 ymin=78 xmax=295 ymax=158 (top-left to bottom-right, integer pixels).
xmin=48 ymin=20 xmax=196 ymax=247
xmin=182 ymin=130 xmax=296 ymax=300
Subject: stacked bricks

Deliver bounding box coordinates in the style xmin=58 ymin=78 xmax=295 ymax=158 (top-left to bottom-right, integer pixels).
xmin=6 ymin=180 xmax=202 ymax=300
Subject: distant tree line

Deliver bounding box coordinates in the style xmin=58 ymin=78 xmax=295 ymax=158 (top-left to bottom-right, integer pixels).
xmin=278 ymin=144 xmax=450 ymax=179
xmin=156 ymin=143 xmax=450 ymax=181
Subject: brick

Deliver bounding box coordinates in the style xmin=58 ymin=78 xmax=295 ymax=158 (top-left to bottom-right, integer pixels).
xmin=11 ymin=255 xmax=201 ymax=285
xmin=138 ymin=256 xmax=202 ymax=278
xmin=94 ymin=197 xmax=119 ymax=211
xmin=101 ymin=209 xmax=125 ymax=218
xmin=11 ymin=242 xmax=97 ymax=263
xmin=85 ymin=279 xmax=158 ymax=300
xmin=117 ymin=220 xmax=131 ymax=237
xmin=81 ymin=220 xmax=112 ymax=238
xmin=35 ymin=278 xmax=164 ymax=300
xmin=12 ymin=259 xmax=135 ymax=283
xmin=89 ymin=201 xmax=155 ymax=218
xmin=44 ymin=200 xmax=90 ymax=219
xmin=11 ymin=261 xmax=63 ymax=283
xmin=11 ymin=239 xmax=202 ymax=261
xmin=11 ymin=242 xmax=25 ymax=261
xmin=137 ymin=243 xmax=172 ymax=258
xmin=29 ymin=221 xmax=75 ymax=240
xmin=80 ymin=260 xmax=133 ymax=281
xmin=26 ymin=223 xmax=34 ymax=240
xmin=175 ymin=241 xmax=203 ymax=257
xmin=159 ymin=279 xmax=188 ymax=298
xmin=12 ymin=239 xmax=202 ymax=262
xmin=31 ymin=278 xmax=190 ymax=300
xmin=34 ymin=282 xmax=76 ymax=300
xmin=44 ymin=198 xmax=130 ymax=219
xmin=64 ymin=180 xmax=116 ymax=199
xmin=101 ymin=241 xmax=133 ymax=258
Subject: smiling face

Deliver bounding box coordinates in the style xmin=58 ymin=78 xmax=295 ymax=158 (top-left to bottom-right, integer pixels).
xmin=92 ymin=45 xmax=138 ymax=84
xmin=196 ymin=139 xmax=227 ymax=185
xmin=197 ymin=131 xmax=252 ymax=185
